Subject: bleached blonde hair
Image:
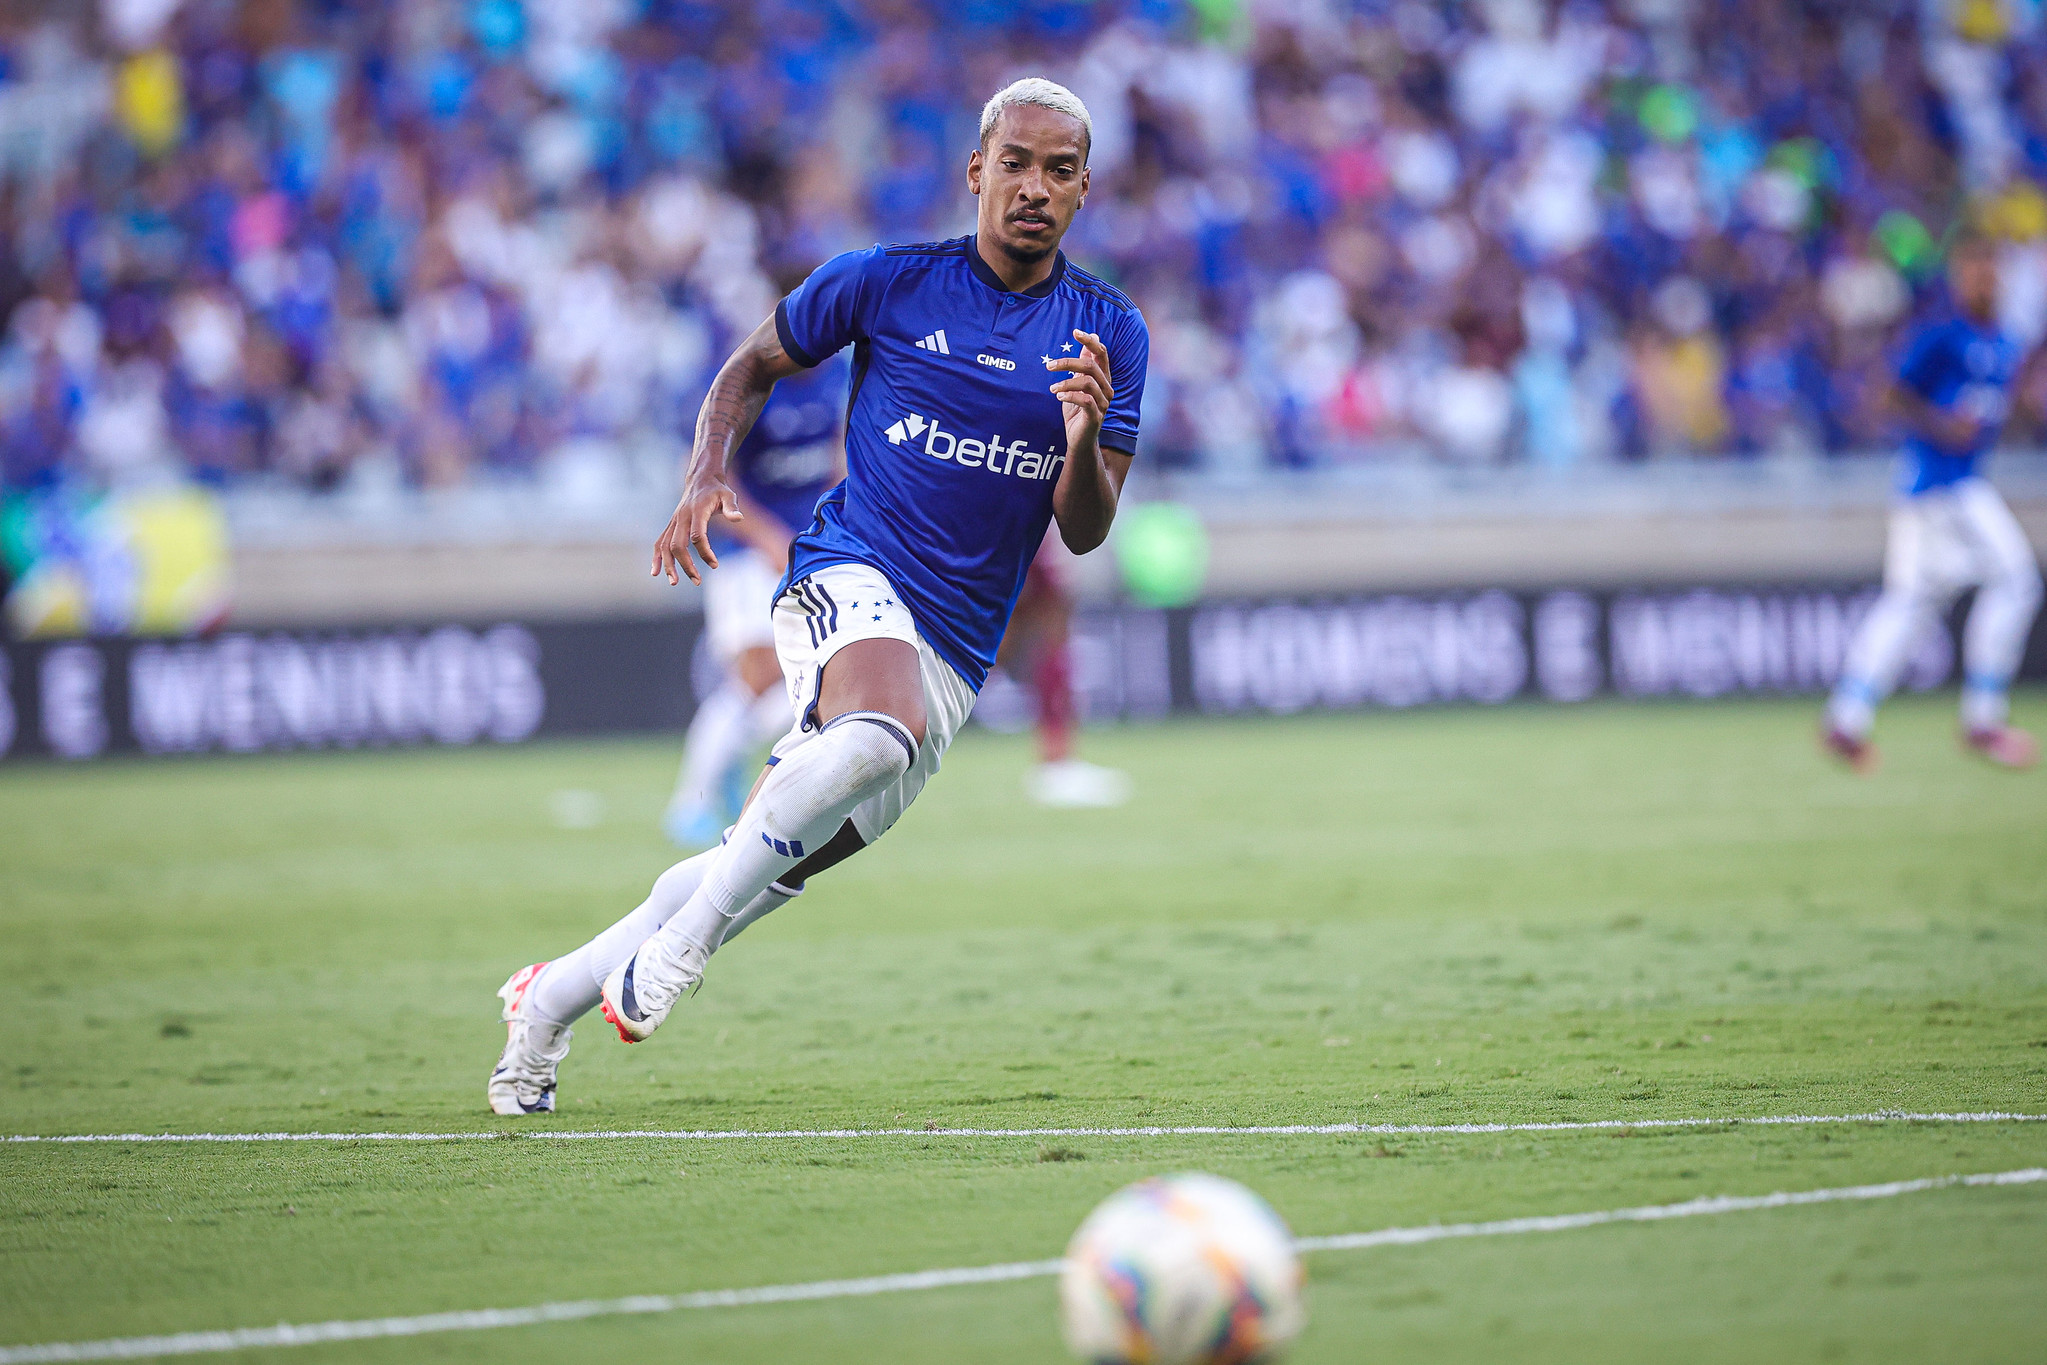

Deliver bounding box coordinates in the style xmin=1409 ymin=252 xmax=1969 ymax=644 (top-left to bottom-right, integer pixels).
xmin=978 ymin=78 xmax=1092 ymax=162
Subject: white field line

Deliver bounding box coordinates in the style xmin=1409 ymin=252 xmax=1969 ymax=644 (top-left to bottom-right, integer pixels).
xmin=1293 ymin=1166 xmax=2047 ymax=1251
xmin=3 ymin=1109 xmax=2042 ymax=1145
xmin=2 ymin=1167 xmax=2040 ymax=1364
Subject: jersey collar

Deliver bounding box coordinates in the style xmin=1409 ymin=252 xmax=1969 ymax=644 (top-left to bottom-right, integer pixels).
xmin=964 ymin=235 xmax=1066 ymax=298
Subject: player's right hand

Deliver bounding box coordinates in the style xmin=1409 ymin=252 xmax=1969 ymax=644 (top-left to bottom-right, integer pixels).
xmin=651 ymin=480 xmax=743 ymax=586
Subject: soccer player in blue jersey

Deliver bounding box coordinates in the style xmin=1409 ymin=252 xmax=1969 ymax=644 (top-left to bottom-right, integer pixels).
xmin=661 ymin=315 xmax=846 ymax=849
xmin=490 ymin=78 xmax=1146 ymax=1109
xmin=1824 ymin=234 xmax=2043 ymax=772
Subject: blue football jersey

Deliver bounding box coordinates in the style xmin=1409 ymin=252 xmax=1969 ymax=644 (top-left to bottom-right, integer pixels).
xmin=773 ymin=235 xmax=1148 ymax=689
xmin=712 ymin=353 xmax=847 ymax=553
xmin=1896 ymin=313 xmax=2020 ymax=495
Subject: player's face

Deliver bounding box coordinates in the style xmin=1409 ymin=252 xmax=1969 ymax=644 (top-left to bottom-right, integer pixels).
xmin=1951 ymin=244 xmax=1998 ymax=320
xmin=968 ymin=105 xmax=1090 ymax=264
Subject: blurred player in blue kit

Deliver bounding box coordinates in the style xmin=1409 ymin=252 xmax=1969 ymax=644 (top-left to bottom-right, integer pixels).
xmin=1825 ymin=234 xmax=2043 ymax=771
xmin=491 ymin=79 xmax=1148 ymax=1112
xmin=662 ymin=277 xmax=847 ymax=849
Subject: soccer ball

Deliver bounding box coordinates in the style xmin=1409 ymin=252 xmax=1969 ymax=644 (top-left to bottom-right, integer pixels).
xmin=1059 ymin=1172 xmax=1305 ymax=1365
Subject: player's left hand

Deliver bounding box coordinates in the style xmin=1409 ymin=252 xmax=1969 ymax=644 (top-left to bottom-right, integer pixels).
xmin=1047 ymin=329 xmax=1112 ymax=452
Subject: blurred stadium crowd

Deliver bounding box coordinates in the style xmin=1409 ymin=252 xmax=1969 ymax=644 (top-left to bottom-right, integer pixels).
xmin=6 ymin=0 xmax=2047 ymax=499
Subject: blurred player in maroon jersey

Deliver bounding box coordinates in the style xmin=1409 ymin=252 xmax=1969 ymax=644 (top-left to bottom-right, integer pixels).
xmin=1000 ymin=541 xmax=1129 ymax=808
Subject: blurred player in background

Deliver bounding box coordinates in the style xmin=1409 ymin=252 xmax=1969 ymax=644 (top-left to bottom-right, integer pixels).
xmin=491 ymin=79 xmax=1148 ymax=1112
xmin=1001 ymin=544 xmax=1129 ymax=808
xmin=663 ymin=274 xmax=847 ymax=848
xmin=1825 ymin=235 xmax=2044 ymax=771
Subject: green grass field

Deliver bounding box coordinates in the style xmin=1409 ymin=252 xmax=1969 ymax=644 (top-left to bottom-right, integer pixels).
xmin=3 ymin=693 xmax=2045 ymax=1363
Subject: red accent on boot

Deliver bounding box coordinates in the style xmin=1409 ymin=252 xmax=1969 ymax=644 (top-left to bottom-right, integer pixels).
xmin=1819 ymin=724 xmax=1879 ymax=774
xmin=1963 ymin=726 xmax=2039 ymax=769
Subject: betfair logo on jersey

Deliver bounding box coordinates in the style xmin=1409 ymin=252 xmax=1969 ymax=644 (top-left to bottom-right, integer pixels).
xmin=883 ymin=412 xmax=1066 ymax=480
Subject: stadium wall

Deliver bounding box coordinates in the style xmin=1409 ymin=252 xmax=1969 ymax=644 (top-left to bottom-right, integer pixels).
xmin=5 ymin=584 xmax=2042 ymax=762
xmin=211 ymin=459 xmax=2047 ymax=623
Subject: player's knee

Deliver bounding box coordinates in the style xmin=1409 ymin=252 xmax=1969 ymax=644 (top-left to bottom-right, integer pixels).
xmin=817 ymin=637 xmax=925 ymax=745
xmin=1977 ymin=552 xmax=2042 ymax=610
xmin=2008 ymin=560 xmax=2044 ymax=609
xmin=736 ymin=646 xmax=782 ymax=697
xmin=1894 ymin=587 xmax=1949 ymax=621
xmin=829 ymin=710 xmax=918 ymax=779
xmin=896 ymin=703 xmax=928 ymax=749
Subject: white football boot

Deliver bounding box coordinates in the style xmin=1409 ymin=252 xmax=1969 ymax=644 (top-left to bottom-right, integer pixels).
xmin=488 ymin=963 xmax=572 ymax=1116
xmin=598 ymin=934 xmax=708 ymax=1043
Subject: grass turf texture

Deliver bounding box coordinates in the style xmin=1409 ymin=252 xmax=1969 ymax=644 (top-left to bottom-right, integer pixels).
xmin=3 ymin=692 xmax=2044 ymax=1363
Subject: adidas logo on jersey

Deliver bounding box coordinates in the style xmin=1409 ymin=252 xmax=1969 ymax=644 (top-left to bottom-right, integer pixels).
xmin=914 ymin=329 xmax=951 ymax=355
xmin=882 ymin=412 xmax=1066 ymax=481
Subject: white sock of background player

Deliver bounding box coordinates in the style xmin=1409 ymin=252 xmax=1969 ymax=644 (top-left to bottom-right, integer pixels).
xmin=529 ymin=851 xmax=800 ymax=1024
xmin=1960 ymin=550 xmax=2043 ymax=733
xmin=671 ymin=681 xmax=759 ymax=814
xmin=653 ymin=710 xmax=914 ymax=957
xmin=1828 ymin=587 xmax=1941 ymax=739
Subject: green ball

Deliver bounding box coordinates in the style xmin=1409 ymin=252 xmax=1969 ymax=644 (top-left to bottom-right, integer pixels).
xmin=1115 ymin=502 xmax=1208 ymax=608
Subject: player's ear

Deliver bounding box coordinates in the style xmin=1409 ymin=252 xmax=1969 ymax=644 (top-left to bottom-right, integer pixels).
xmin=967 ymin=148 xmax=984 ymax=196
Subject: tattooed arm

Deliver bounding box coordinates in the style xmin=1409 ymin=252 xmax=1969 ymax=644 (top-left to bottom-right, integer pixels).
xmin=652 ymin=315 xmax=810 ymax=586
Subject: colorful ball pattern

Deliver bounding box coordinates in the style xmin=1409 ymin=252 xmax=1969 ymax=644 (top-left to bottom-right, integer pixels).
xmin=1060 ymin=1173 xmax=1305 ymax=1365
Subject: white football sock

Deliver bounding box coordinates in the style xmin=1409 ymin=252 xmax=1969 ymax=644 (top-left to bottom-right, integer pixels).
xmin=1830 ymin=587 xmax=1938 ymax=739
xmin=719 ymin=881 xmax=801 ymax=946
xmin=528 ymin=851 xmax=713 ymax=1023
xmin=1961 ymin=682 xmax=2010 ymax=732
xmin=527 ymin=852 xmax=791 ymax=1024
xmin=655 ymin=710 xmax=915 ymax=954
xmin=1961 ymin=557 xmax=2041 ymax=732
xmin=671 ymin=681 xmax=757 ymax=814
xmin=1825 ymin=682 xmax=1876 ymax=740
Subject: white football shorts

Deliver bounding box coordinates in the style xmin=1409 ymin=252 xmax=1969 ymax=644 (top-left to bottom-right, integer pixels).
xmin=702 ymin=546 xmax=781 ymax=664
xmin=1884 ymin=476 xmax=2037 ymax=602
xmin=769 ymin=561 xmax=977 ymax=844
